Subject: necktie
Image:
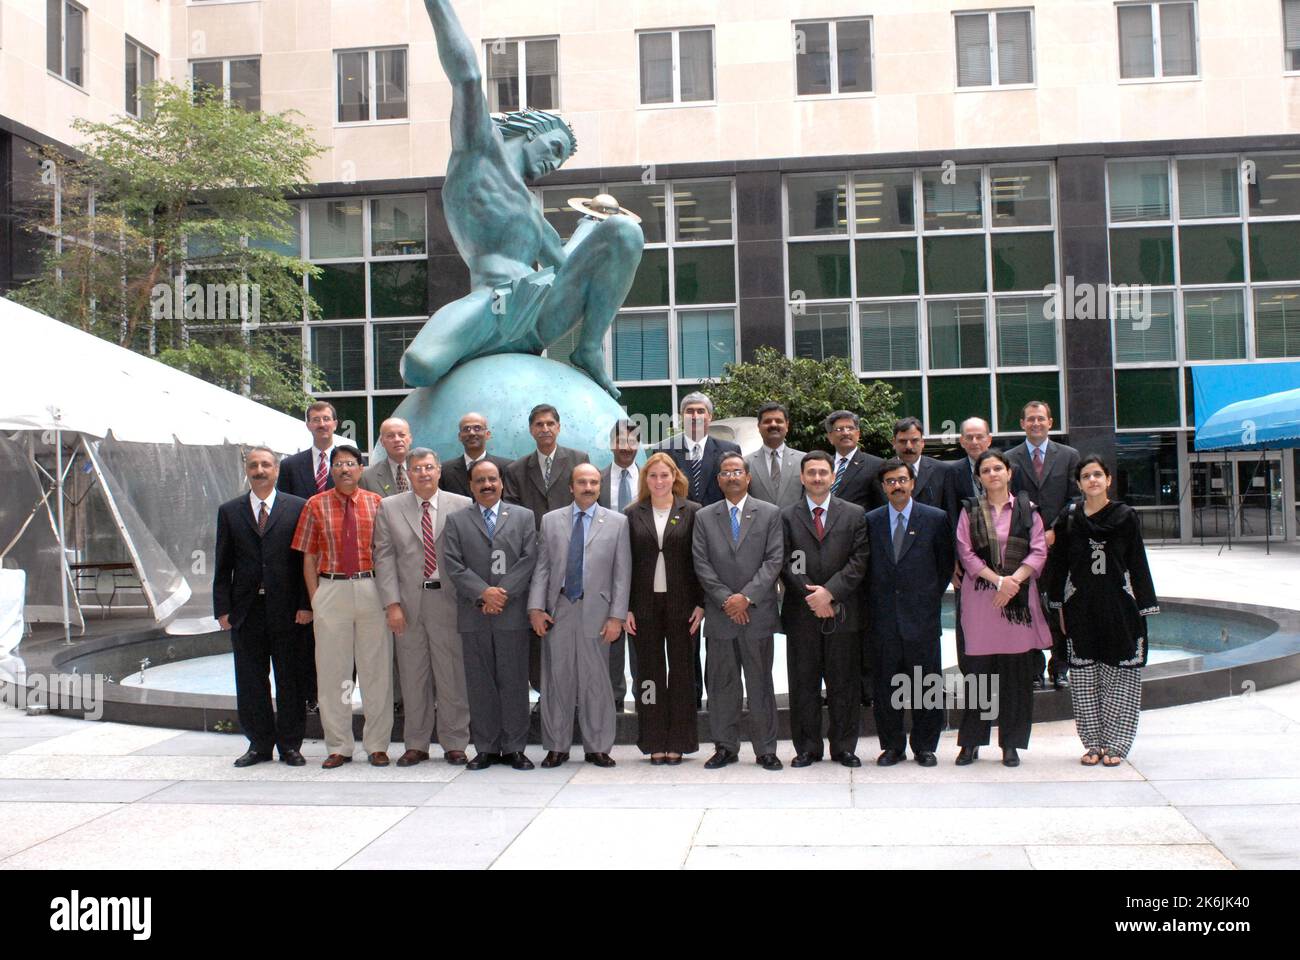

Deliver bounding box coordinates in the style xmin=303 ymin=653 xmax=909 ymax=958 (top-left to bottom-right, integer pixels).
xmin=395 ymin=463 xmax=409 ymax=493
xmin=483 ymin=506 xmax=496 ymax=539
xmin=812 ymin=505 xmax=825 ymax=541
xmin=563 ymin=510 xmax=585 ymax=601
xmin=893 ymin=512 xmax=907 ymax=561
xmin=543 ymin=454 xmax=553 ymax=487
xmin=315 ymin=450 xmax=328 ymax=493
xmin=1033 ymin=447 xmax=1044 ymax=481
xmin=339 ymin=496 xmax=360 ymax=576
xmin=770 ymin=449 xmax=781 ymax=483
xmin=618 ymin=468 xmax=632 ymax=512
xmin=257 ymin=500 xmax=268 ymax=535
xmin=421 ymin=500 xmax=437 ymax=578
xmin=730 ymin=505 xmax=740 ymax=543
xmin=689 ymin=444 xmax=703 ymax=500
xmin=831 ymin=456 xmax=848 ymax=494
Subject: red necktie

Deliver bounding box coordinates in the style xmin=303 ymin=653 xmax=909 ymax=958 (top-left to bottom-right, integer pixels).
xmin=421 ymin=501 xmax=437 ymax=578
xmin=813 ymin=506 xmax=825 ymax=541
xmin=1033 ymin=447 xmax=1044 ymax=481
xmin=339 ymin=495 xmax=360 ymax=576
xmin=257 ymin=501 xmax=268 ymax=535
xmin=315 ymin=450 xmax=328 ymax=493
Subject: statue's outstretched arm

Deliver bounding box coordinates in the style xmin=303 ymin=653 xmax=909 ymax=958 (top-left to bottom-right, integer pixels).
xmin=424 ymin=0 xmax=493 ymax=148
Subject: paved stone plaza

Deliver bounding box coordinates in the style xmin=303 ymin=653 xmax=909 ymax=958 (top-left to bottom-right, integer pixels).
xmin=1 ymin=543 xmax=1297 ymax=870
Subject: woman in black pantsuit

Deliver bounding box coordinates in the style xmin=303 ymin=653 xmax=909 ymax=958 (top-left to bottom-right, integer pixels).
xmin=624 ymin=452 xmax=704 ymax=764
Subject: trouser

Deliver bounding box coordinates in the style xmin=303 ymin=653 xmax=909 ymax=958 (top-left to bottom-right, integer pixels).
xmin=630 ymin=593 xmax=699 ymax=755
xmin=461 ymin=626 xmax=531 ymax=754
xmin=787 ymin=626 xmax=861 ymax=759
xmin=395 ymin=585 xmax=471 ymax=753
xmin=706 ymin=631 xmax=778 ymax=757
xmin=312 ymin=578 xmax=393 ymax=756
xmin=872 ymin=634 xmax=944 ymax=754
xmin=1070 ymin=654 xmax=1142 ymax=758
xmin=230 ymin=596 xmax=305 ymax=755
xmin=540 ymin=598 xmax=616 ymax=754
xmin=957 ymin=649 xmax=1036 ymax=750
xmin=301 ymin=623 xmax=318 ymax=707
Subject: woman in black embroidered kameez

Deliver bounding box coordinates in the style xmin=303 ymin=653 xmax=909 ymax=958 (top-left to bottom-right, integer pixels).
xmin=1045 ymin=456 xmax=1159 ymax=767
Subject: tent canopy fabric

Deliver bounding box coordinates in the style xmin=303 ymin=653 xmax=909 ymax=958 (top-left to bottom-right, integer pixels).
xmin=1193 ymin=362 xmax=1300 ymax=452
xmin=0 ymin=297 xmax=308 ymax=452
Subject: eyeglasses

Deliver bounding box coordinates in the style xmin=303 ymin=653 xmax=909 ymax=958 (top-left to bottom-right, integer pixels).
xmin=332 ymin=460 xmax=359 ymax=469
xmin=882 ymin=477 xmax=911 ymax=487
xmin=830 ymin=425 xmax=858 ymax=434
xmin=308 ymin=416 xmax=335 ymax=426
xmin=459 ymin=425 xmax=486 ymax=434
xmin=719 ymin=469 xmax=745 ymax=478
xmin=408 ymin=464 xmax=439 ymax=474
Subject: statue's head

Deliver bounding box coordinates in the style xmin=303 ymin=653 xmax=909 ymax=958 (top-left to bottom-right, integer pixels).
xmin=494 ymin=110 xmax=577 ymax=181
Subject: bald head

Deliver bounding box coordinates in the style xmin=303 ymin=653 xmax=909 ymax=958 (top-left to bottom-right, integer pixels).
xmin=571 ymin=462 xmax=601 ymax=509
xmin=457 ymin=411 xmax=491 ymax=457
xmin=378 ymin=417 xmax=412 ymax=463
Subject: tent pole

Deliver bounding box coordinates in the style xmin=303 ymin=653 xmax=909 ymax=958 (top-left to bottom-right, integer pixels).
xmin=55 ymin=429 xmax=71 ymax=646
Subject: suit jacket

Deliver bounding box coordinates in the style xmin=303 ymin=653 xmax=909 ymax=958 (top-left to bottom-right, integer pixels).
xmin=943 ymin=456 xmax=982 ymax=528
xmin=624 ymin=497 xmax=703 ymax=623
xmin=597 ymin=462 xmax=639 ymax=511
xmin=504 ymin=445 xmax=591 ymax=530
xmin=780 ymin=497 xmax=870 ymax=635
xmin=1007 ymin=439 xmax=1081 ymax=528
xmin=277 ymin=446 xmax=333 ymax=499
xmin=373 ymin=488 xmax=472 ymax=630
xmin=441 ymin=500 xmax=537 ymax=633
xmin=652 ymin=434 xmax=742 ymax=506
xmin=830 ymin=449 xmax=886 ymax=511
xmin=865 ymin=502 xmax=954 ymax=647
xmin=441 ymin=453 xmax=512 ymax=498
xmin=745 ymin=446 xmax=806 ymax=508
xmin=213 ymin=492 xmax=309 ymax=629
xmin=359 ymin=458 xmax=404 ymax=497
xmin=528 ymin=503 xmax=631 ymax=639
xmin=691 ymin=497 xmax=785 ymax=640
xmin=910 ymin=455 xmax=947 ymax=510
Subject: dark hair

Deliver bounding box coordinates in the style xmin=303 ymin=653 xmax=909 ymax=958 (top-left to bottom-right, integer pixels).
xmin=974 ymin=448 xmax=1011 ymax=475
xmin=892 ymin=416 xmax=923 ymax=436
xmin=719 ymin=451 xmax=748 ymax=474
xmin=823 ymin=410 xmax=860 ymax=432
xmin=1021 ymin=400 xmax=1053 ymax=419
xmin=609 ymin=418 xmax=640 ymax=441
xmin=529 ymin=403 xmax=560 ymax=425
xmin=756 ymin=402 xmax=789 ymax=422
xmin=305 ymin=400 xmax=337 ymax=422
xmin=801 ymin=450 xmax=834 ymax=472
xmin=877 ymin=457 xmax=910 ymax=485
xmin=1075 ymin=455 xmax=1112 ymax=482
xmin=330 ymin=444 xmax=363 ymax=465
xmin=468 ymin=458 xmax=501 ymax=481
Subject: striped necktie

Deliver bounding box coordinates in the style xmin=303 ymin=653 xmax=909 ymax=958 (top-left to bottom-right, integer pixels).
xmin=831 ymin=456 xmax=849 ymax=494
xmin=689 ymin=443 xmax=703 ymax=500
xmin=730 ymin=505 xmax=740 ymax=543
xmin=395 ymin=463 xmax=409 ymax=492
xmin=257 ymin=500 xmax=268 ymax=535
xmin=314 ymin=450 xmax=328 ymax=493
xmin=482 ymin=506 xmax=495 ymax=539
xmin=421 ymin=501 xmax=437 ymax=578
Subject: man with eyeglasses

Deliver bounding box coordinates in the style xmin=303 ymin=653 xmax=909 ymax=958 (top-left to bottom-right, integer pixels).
xmin=439 ymin=412 xmax=512 ymax=498
xmin=865 ymin=458 xmax=954 ymax=768
xmin=891 ymin=417 xmax=946 ymax=509
xmin=822 ymin=410 xmax=885 ymax=512
xmin=291 ymin=445 xmax=392 ymax=769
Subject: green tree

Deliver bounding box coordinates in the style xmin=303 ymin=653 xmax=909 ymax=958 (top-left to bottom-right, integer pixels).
xmin=7 ymin=81 xmax=326 ymax=413
xmin=703 ymin=347 xmax=899 ymax=455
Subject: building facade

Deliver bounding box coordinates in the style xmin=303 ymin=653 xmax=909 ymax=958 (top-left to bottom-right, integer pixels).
xmin=3 ymin=0 xmax=1300 ymax=542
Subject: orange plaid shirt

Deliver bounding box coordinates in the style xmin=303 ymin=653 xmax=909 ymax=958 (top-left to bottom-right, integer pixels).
xmin=291 ymin=487 xmax=384 ymax=574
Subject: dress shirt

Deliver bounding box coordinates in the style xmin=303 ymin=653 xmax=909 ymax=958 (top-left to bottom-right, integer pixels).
xmin=890 ymin=498 xmax=913 ymax=531
xmin=248 ymin=488 xmax=277 ymax=522
xmin=291 ymin=487 xmax=383 ymax=575
xmin=805 ymin=495 xmax=831 ymax=520
xmin=611 ymin=462 xmax=639 ymax=512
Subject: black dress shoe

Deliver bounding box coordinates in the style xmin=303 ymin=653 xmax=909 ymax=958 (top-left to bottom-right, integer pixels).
xmin=955 ymin=746 xmax=980 ymax=765
xmin=584 ymin=752 xmax=616 ymax=768
xmin=790 ymin=753 xmax=820 ymax=768
xmin=467 ymin=752 xmax=501 ymax=770
xmin=540 ymin=751 xmax=569 ymax=768
xmin=505 ymin=752 xmax=534 ymax=770
xmin=834 ymin=751 xmax=861 ymax=768
xmin=278 ymin=748 xmax=306 ymax=766
xmin=650 ymin=755 xmax=667 ymax=766
xmin=703 ymin=748 xmax=738 ymax=770
xmin=665 ymin=754 xmax=683 ymax=765
xmin=876 ymin=748 xmax=906 ymax=766
xmin=914 ymin=751 xmax=938 ymax=767
xmin=756 ymin=753 xmax=783 ymax=771
xmin=233 ymin=749 xmax=273 ymax=768
xmin=1002 ymin=747 xmax=1021 ymax=767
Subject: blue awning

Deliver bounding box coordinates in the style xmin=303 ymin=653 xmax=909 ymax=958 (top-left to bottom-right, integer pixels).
xmin=1193 ymin=362 xmax=1300 ymax=451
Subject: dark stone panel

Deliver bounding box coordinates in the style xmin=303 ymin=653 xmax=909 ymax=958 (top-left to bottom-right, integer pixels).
xmin=1142 ymin=668 xmax=1233 ymax=710
xmin=1061 ymin=314 xmax=1114 ymax=369
xmin=1066 ymin=426 xmax=1117 ymax=467
xmin=736 ymin=170 xmax=782 ymax=242
xmin=738 ymin=296 xmax=786 ymax=361
xmin=1230 ymin=654 xmax=1300 ymax=694
xmin=1063 ymin=366 xmax=1116 ymax=431
xmin=1055 ymin=155 xmax=1107 ymax=229
xmin=738 ymin=239 xmax=785 ymax=300
xmin=1058 ymin=225 xmax=1110 ymax=284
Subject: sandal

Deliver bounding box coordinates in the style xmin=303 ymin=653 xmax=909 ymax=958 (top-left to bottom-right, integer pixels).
xmin=1101 ymin=752 xmax=1124 ymax=767
xmin=1080 ymin=748 xmax=1103 ymax=766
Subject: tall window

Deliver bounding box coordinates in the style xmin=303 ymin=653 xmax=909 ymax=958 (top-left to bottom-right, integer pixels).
xmin=954 ymin=9 xmax=1035 ymax=87
xmin=125 ymin=38 xmax=158 ymax=119
xmin=484 ymin=38 xmax=558 ymax=113
xmin=336 ymin=48 xmax=408 ymax=123
xmin=638 ymin=28 xmax=715 ymax=105
xmin=794 ymin=18 xmax=872 ymax=97
xmin=1285 ymin=0 xmax=1300 ymax=71
xmin=46 ymin=0 xmax=85 ymax=86
xmin=191 ymin=58 xmax=261 ymax=112
xmin=1117 ymin=2 xmax=1198 ymax=79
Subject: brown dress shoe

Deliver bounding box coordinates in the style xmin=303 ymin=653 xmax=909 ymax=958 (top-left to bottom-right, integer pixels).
xmin=395 ymin=749 xmax=429 ymax=767
xmin=444 ymin=750 xmax=469 ymax=765
xmin=368 ymin=751 xmax=391 ymax=767
xmin=540 ymin=751 xmax=569 ymax=768
xmin=321 ymin=753 xmax=352 ymax=769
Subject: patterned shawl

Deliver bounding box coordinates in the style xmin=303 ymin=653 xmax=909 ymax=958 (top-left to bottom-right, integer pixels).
xmin=964 ymin=491 xmax=1036 ymax=626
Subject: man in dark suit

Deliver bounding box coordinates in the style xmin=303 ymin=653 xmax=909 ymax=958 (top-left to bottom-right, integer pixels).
xmin=440 ymin=412 xmax=512 ymax=498
xmin=597 ymin=418 xmax=641 ymax=711
xmin=943 ymin=416 xmax=993 ymax=528
xmin=866 ymin=458 xmax=954 ymax=768
xmin=891 ymin=416 xmax=946 ymax=509
xmin=824 ymin=410 xmax=885 ymax=511
xmin=652 ymin=391 xmax=740 ymax=506
xmin=781 ymin=451 xmax=870 ymax=768
xmin=1006 ymin=400 xmax=1080 ymax=689
xmin=213 ymin=447 xmax=312 ymax=768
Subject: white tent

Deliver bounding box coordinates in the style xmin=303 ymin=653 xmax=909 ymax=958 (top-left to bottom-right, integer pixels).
xmin=0 ymin=297 xmax=309 ymax=640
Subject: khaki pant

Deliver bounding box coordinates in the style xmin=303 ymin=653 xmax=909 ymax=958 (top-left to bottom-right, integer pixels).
xmin=312 ymin=578 xmax=393 ymax=756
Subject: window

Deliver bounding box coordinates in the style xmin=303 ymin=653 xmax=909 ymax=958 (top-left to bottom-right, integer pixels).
xmin=1118 ymin=2 xmax=1198 ymax=79
xmin=125 ymin=38 xmax=157 ymax=119
xmin=639 ymin=28 xmax=714 ymax=105
xmin=1182 ymin=290 xmax=1245 ymax=360
xmin=191 ymin=58 xmax=261 ymax=111
xmin=794 ymin=18 xmax=872 ymax=96
xmin=1286 ymin=0 xmax=1300 ymax=71
xmin=46 ymin=0 xmax=85 ymax=86
xmin=1254 ymin=287 xmax=1300 ymax=357
xmin=955 ymin=9 xmax=1034 ymax=87
xmin=336 ymin=48 xmax=408 ymax=123
xmin=484 ymin=37 xmax=558 ymax=112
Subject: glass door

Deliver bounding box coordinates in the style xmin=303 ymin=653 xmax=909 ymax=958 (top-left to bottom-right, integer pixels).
xmin=1190 ymin=457 xmax=1233 ymax=539
xmin=1235 ymin=455 xmax=1284 ymax=540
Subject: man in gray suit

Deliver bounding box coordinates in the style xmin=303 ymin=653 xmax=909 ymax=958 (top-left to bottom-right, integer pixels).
xmin=373 ymin=448 xmax=473 ymax=766
xmin=442 ymin=459 xmax=537 ymax=770
xmin=597 ymin=418 xmax=641 ymax=712
xmin=745 ymin=402 xmax=805 ymax=508
xmin=528 ymin=464 xmax=631 ymax=768
xmin=360 ymin=418 xmax=413 ymax=496
xmin=692 ymin=452 xmax=785 ymax=771
xmin=504 ymin=403 xmax=591 ymax=530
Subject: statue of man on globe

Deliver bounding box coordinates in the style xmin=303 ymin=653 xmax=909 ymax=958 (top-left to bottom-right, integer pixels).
xmin=404 ymin=0 xmax=644 ymax=400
